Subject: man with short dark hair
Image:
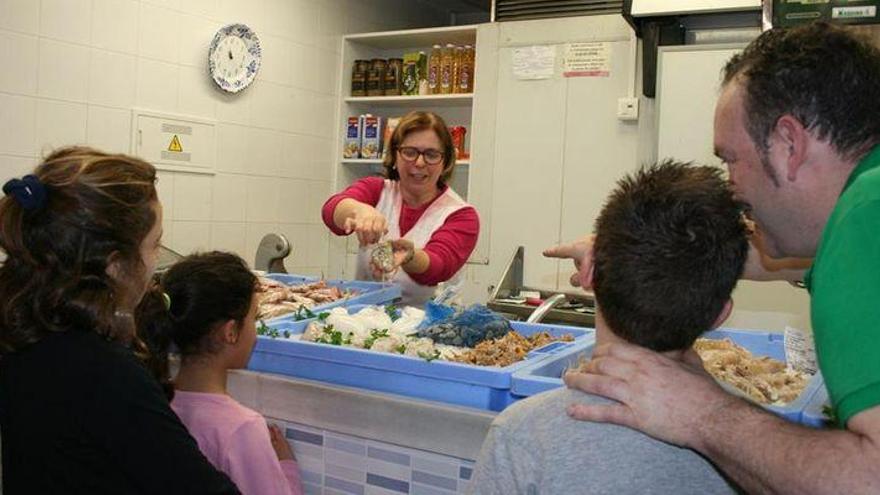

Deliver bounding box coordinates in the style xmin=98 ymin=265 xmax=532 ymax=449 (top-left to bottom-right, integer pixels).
xmin=558 ymin=22 xmax=880 ymax=494
xmin=467 ymin=161 xmax=748 ymax=494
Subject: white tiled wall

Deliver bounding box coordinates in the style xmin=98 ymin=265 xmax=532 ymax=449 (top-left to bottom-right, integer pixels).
xmin=0 ymin=0 xmax=445 ymax=275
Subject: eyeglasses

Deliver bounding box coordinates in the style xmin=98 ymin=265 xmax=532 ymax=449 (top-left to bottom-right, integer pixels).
xmin=397 ymin=146 xmax=444 ymax=165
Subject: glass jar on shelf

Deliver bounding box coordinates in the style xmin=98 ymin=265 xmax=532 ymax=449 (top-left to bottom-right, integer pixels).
xmin=351 ymin=59 xmax=369 ymax=97
xmin=367 ymin=58 xmax=386 ymax=97
xmin=384 ymin=58 xmax=403 ymax=96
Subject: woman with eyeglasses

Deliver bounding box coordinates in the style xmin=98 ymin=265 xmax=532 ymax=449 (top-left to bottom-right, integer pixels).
xmin=322 ymin=111 xmax=480 ymax=306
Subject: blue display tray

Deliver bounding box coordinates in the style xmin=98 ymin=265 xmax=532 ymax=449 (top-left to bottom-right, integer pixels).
xmin=262 ymin=274 xmax=401 ymax=322
xmin=801 ymin=374 xmax=834 ymax=428
xmin=248 ymin=304 xmax=596 ymax=411
xmin=511 ymin=328 xmax=823 ymax=424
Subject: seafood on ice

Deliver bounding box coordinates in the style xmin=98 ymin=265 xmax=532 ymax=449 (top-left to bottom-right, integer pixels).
xmin=297 ymin=305 xmax=573 ymax=366
xmin=256 ymin=277 xmax=352 ymax=320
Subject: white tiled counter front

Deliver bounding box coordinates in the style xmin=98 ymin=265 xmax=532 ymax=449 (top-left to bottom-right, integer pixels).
xmin=228 ymin=370 xmax=496 ymax=495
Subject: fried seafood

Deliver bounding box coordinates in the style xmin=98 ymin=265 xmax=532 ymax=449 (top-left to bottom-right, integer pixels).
xmin=452 ymin=331 xmax=574 ymax=367
xmin=694 ymin=337 xmax=810 ymax=405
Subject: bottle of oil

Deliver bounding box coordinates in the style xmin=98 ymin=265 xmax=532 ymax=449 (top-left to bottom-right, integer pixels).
xmin=460 ymin=45 xmax=474 ymax=93
xmin=452 ymin=45 xmax=464 ymax=93
xmin=440 ymin=43 xmax=455 ymax=94
xmin=427 ymin=44 xmax=442 ymax=94
xmin=418 ymin=51 xmax=429 ymax=95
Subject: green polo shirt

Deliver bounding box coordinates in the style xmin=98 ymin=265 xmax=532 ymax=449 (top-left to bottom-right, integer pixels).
xmin=805 ymin=144 xmax=880 ymax=427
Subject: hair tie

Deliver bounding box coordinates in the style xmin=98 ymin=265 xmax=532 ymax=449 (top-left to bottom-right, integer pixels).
xmin=3 ymin=175 xmax=47 ymax=211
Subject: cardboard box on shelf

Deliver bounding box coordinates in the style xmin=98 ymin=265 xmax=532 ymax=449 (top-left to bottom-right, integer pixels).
xmin=361 ymin=115 xmax=384 ymax=159
xmin=343 ymin=116 xmax=362 ymax=159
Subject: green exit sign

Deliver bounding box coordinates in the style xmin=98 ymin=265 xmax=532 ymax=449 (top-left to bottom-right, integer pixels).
xmin=773 ymin=0 xmax=880 ymax=27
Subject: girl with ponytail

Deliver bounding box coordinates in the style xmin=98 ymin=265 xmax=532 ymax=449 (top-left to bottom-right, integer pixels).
xmin=138 ymin=251 xmax=302 ymax=495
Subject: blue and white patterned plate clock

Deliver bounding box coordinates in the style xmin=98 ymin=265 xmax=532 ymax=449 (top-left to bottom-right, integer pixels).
xmin=208 ymin=24 xmax=261 ymax=93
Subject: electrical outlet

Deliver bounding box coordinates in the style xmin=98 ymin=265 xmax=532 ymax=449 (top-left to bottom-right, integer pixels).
xmin=617 ymin=97 xmax=639 ymax=121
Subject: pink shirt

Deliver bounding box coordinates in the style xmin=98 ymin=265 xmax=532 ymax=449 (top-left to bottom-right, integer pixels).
xmin=322 ymin=177 xmax=480 ymax=285
xmin=171 ymin=391 xmax=303 ymax=495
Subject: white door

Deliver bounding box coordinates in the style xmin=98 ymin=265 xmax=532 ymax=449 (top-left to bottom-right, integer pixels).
xmin=657 ymin=45 xmax=812 ymax=332
xmin=487 ymin=15 xmax=641 ymax=291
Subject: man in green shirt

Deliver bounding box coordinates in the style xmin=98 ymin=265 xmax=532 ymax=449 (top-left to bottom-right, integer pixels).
xmin=809 ymin=144 xmax=880 ymax=425
xmin=550 ymin=22 xmax=880 ymax=494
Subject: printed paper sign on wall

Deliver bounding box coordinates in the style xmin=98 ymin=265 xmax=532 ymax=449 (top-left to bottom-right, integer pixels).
xmin=563 ymin=42 xmax=611 ymax=78
xmin=512 ymin=45 xmax=556 ymax=80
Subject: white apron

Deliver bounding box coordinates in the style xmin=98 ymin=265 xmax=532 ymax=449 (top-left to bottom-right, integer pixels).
xmin=356 ymin=180 xmax=470 ymax=307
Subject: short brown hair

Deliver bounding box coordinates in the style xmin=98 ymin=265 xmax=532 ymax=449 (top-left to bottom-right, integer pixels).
xmin=383 ymin=111 xmax=457 ymax=187
xmin=593 ymin=161 xmax=749 ymax=352
xmin=0 ymin=147 xmax=158 ymax=353
xmin=723 ymin=22 xmax=880 ymax=165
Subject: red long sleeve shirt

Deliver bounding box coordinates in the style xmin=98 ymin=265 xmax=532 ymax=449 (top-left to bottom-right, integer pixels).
xmin=322 ymin=177 xmax=479 ymax=286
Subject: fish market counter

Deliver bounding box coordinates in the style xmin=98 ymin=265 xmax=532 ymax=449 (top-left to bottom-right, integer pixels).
xmin=228 ymin=325 xmax=828 ymax=494
xmin=228 ymin=369 xmax=495 ymax=495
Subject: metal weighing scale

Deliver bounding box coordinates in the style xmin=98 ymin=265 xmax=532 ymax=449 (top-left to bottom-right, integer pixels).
xmin=486 ymin=246 xmax=596 ymax=328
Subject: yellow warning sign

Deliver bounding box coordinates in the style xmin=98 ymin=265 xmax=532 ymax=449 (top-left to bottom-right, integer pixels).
xmin=167 ymin=134 xmax=183 ymax=153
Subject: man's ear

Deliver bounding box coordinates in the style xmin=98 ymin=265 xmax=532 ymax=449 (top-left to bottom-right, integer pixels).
xmin=773 ymin=115 xmax=810 ymax=182
xmin=710 ymin=299 xmax=734 ymax=330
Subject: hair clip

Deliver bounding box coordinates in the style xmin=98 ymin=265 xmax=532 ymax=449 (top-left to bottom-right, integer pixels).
xmin=2 ymin=175 xmax=47 ymax=211
xmin=162 ymin=292 xmax=172 ymax=310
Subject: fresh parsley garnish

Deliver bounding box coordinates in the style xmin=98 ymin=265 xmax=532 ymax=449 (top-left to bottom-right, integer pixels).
xmin=417 ymin=350 xmax=441 ymax=362
xmin=314 ymin=324 xmax=351 ymax=346
xmin=822 ymin=405 xmax=839 ymax=424
xmin=293 ymin=306 xmax=318 ymax=321
xmin=256 ymin=320 xmax=288 ymax=339
xmin=419 ymin=349 xmax=440 ymax=363
xmin=385 ymin=305 xmax=401 ymax=322
xmin=257 ymin=320 xmax=270 ymax=336
xmin=363 ymin=328 xmax=390 ymax=349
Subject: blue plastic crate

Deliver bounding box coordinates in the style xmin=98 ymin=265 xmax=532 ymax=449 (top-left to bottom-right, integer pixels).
xmin=511 ymin=339 xmax=595 ymax=398
xmin=248 ymin=305 xmax=596 ymax=411
xmin=264 ymin=273 xmax=320 ymax=285
xmin=261 ymin=274 xmax=401 ymax=323
xmin=702 ymin=329 xmax=823 ymax=424
xmin=511 ymin=328 xmax=823 ymax=424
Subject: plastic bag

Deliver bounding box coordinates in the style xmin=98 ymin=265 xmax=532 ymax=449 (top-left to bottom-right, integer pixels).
xmin=420 ymin=301 xmax=456 ymax=327
xmin=416 ymin=302 xmax=511 ymax=347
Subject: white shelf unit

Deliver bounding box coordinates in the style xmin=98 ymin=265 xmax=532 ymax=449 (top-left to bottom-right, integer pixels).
xmin=336 ymin=25 xmax=478 ymax=199
xmin=344 ymin=94 xmax=474 ymax=107
xmin=331 ymin=24 xmax=491 ymax=277
xmin=343 ymin=25 xmax=480 ymax=49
